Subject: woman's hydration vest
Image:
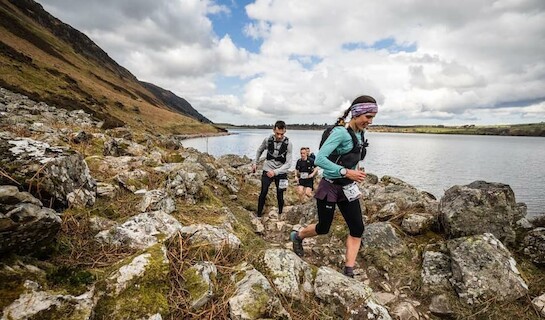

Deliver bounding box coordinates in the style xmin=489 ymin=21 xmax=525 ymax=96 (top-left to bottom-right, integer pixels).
xmin=322 ymin=126 xmax=368 ymax=185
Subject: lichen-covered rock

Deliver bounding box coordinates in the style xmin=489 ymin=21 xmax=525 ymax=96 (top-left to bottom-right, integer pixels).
xmin=138 ymin=189 xmax=176 ymax=214
xmin=180 ymin=224 xmax=241 ymax=251
xmin=362 ymin=176 xmax=438 ymax=221
xmin=0 ymin=137 xmax=96 ymax=208
xmin=103 ymin=138 xmax=146 ymax=157
xmin=228 ymin=265 xmax=290 ymax=320
xmin=0 ymin=186 xmax=62 ymax=254
xmin=314 ymin=266 xmax=391 ymax=320
xmin=521 ymin=227 xmax=545 ymax=265
xmin=116 ymin=169 xmax=150 ymax=193
xmin=96 ymin=211 xmax=182 ymax=250
xmin=439 ymin=181 xmax=526 ymax=244
xmin=217 ymin=154 xmax=252 ymax=168
xmin=532 ymin=293 xmax=545 ymax=317
xmin=1 ymin=281 xmax=95 ymax=320
xmin=421 ymin=251 xmax=452 ymax=292
xmin=401 ymin=213 xmax=435 ymax=235
xmin=281 ymin=201 xmax=317 ymax=226
xmin=447 ymin=233 xmax=528 ymax=304
xmin=216 ymin=168 xmax=240 ymax=193
xmin=361 ymin=222 xmax=406 ymax=258
xmin=183 ymin=261 xmax=217 ymax=309
xmin=155 ymin=162 xmax=208 ymax=204
xmin=96 ymin=182 xmax=119 ymax=198
xmin=262 ymin=249 xmax=314 ymax=300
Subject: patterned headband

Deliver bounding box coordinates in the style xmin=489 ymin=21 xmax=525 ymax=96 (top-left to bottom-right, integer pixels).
xmin=351 ymin=102 xmax=378 ymax=117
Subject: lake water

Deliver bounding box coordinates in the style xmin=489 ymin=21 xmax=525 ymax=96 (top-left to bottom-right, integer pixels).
xmin=182 ymin=129 xmax=545 ymax=217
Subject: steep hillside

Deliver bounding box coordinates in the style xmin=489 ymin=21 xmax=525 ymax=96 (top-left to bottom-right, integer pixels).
xmin=0 ymin=0 xmax=217 ymax=134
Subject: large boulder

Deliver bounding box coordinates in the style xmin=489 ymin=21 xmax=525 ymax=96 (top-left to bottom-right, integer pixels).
xmin=0 ymin=185 xmax=62 ymax=254
xmin=439 ymin=181 xmax=526 ymax=245
xmin=447 ymin=233 xmax=528 ymax=304
xmin=0 ymin=135 xmax=96 ymax=208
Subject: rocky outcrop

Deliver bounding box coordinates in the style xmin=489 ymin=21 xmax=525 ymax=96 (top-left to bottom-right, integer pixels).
xmin=439 ymin=181 xmax=526 ymax=245
xmin=0 ymin=185 xmax=61 ymax=254
xmin=0 ymin=134 xmax=96 ymax=208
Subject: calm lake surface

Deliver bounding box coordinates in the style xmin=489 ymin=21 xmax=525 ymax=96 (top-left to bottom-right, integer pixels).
xmin=182 ymin=129 xmax=545 ymax=217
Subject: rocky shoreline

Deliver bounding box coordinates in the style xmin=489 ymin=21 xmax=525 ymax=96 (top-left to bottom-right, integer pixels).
xmin=1 ymin=86 xmax=545 ymax=320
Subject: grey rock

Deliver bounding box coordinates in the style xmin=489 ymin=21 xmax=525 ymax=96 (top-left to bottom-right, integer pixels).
xmin=314 ymin=266 xmax=391 ymax=320
xmin=362 ymin=222 xmax=406 ymax=258
xmin=429 ymin=294 xmax=454 ymax=317
xmin=0 ymin=137 xmax=97 ymax=208
xmin=96 ymin=211 xmax=182 ymax=250
xmin=1 ymin=189 xmax=61 ymax=254
xmin=180 ymin=224 xmax=241 ymax=250
xmin=185 ymin=261 xmax=217 ymax=309
xmin=447 ymin=233 xmax=528 ymax=304
xmin=229 ymin=264 xmax=290 ymax=320
xmin=521 ymin=227 xmax=545 ymax=264
xmin=532 ymin=293 xmax=545 ymax=318
xmin=421 ymin=251 xmax=452 ymax=291
xmin=262 ymin=248 xmax=314 ymax=299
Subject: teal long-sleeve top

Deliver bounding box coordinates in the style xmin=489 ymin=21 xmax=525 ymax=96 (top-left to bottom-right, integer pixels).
xmin=315 ymin=126 xmax=364 ymax=179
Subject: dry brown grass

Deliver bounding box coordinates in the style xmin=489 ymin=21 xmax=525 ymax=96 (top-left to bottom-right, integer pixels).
xmin=52 ymin=207 xmax=137 ymax=269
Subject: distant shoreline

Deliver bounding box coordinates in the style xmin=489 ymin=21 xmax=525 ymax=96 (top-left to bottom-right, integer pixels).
xmin=216 ymin=122 xmax=545 ymax=137
xmin=173 ymin=132 xmax=231 ymax=140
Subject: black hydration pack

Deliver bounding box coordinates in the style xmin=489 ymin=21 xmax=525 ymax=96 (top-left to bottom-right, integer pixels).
xmin=266 ymin=136 xmax=289 ymax=163
xmin=319 ymin=125 xmax=368 ymax=184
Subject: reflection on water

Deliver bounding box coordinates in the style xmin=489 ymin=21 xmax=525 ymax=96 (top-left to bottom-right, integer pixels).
xmin=182 ymin=129 xmax=545 ymax=216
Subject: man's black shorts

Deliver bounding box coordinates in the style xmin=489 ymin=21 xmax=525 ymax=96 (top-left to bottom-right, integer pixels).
xmin=298 ymin=178 xmax=314 ymax=189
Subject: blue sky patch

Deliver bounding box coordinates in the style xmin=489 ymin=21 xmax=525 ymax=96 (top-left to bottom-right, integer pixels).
xmin=208 ymin=0 xmax=262 ymax=53
xmin=343 ymin=37 xmax=417 ymax=53
xmin=289 ymin=54 xmax=323 ymax=70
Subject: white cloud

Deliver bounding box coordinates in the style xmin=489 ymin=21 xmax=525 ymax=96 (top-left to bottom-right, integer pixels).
xmin=38 ymin=0 xmax=545 ymax=125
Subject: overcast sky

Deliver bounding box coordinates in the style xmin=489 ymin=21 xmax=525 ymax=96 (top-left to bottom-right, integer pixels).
xmin=38 ymin=0 xmax=545 ymax=125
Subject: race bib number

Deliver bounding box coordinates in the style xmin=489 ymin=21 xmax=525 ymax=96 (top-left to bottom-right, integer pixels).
xmin=342 ymin=182 xmax=362 ymax=202
xmin=279 ymin=179 xmax=289 ymax=190
xmin=300 ymin=172 xmax=309 ymax=179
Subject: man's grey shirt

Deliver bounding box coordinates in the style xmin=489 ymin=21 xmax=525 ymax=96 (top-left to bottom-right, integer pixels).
xmin=254 ymin=135 xmax=293 ymax=175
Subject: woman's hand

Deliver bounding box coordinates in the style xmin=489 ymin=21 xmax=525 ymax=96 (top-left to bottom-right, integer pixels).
xmin=346 ymin=169 xmax=366 ymax=183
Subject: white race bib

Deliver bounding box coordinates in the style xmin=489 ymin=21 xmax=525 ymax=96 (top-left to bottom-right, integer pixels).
xmin=300 ymin=172 xmax=309 ymax=179
xmin=279 ymin=179 xmax=289 ymax=190
xmin=342 ymin=182 xmax=362 ymax=202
